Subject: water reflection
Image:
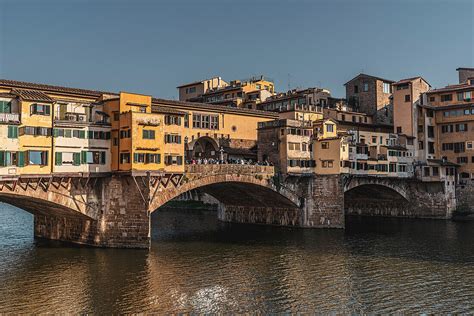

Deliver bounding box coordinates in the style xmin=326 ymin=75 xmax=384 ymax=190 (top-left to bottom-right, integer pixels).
xmin=0 ymin=203 xmax=473 ymax=313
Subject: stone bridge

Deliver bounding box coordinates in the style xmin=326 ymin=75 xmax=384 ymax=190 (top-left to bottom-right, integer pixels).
xmin=0 ymin=166 xmax=455 ymax=248
xmin=343 ymin=175 xmax=456 ymax=218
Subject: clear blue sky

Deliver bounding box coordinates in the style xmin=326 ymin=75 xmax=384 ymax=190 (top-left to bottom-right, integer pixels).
xmin=0 ymin=0 xmax=472 ymax=99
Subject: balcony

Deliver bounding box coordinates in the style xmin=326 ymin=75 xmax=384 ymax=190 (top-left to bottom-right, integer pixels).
xmin=0 ymin=112 xmax=20 ymax=124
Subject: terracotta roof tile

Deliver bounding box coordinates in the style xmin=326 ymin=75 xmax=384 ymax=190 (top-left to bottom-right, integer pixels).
xmin=11 ymin=89 xmax=55 ymax=102
xmin=0 ymin=79 xmax=115 ymax=97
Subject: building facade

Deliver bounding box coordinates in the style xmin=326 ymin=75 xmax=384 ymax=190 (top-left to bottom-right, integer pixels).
xmin=0 ymin=79 xmax=277 ymax=177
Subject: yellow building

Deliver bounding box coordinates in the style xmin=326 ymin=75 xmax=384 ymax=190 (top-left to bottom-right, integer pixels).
xmin=0 ymin=79 xmax=277 ymax=177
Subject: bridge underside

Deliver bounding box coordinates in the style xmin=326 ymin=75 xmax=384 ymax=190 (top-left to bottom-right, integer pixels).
xmin=344 ymin=182 xmax=455 ymax=219
xmin=186 ymin=182 xmax=303 ymax=227
xmin=344 ymin=184 xmax=410 ymax=217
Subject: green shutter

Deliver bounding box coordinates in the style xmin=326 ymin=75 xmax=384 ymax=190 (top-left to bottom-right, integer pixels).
xmin=7 ymin=126 xmax=18 ymax=138
xmin=81 ymin=151 xmax=87 ymax=164
xmin=88 ymin=131 xmax=93 ymax=139
xmin=45 ymin=105 xmax=51 ymax=115
xmin=55 ymin=152 xmax=62 ymax=166
xmin=53 ymin=128 xmax=59 ymax=137
xmin=0 ymin=151 xmax=5 ymax=167
xmin=73 ymin=153 xmax=81 ymax=166
xmin=17 ymin=152 xmax=25 ymax=167
xmin=5 ymin=151 xmax=11 ymax=166
xmin=134 ymin=153 xmax=138 ymax=163
xmin=79 ymin=130 xmax=85 ymax=139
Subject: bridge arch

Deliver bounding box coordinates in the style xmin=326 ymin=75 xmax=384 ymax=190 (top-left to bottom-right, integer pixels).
xmin=0 ymin=177 xmax=100 ymax=220
xmin=148 ymin=171 xmax=301 ymax=213
xmin=343 ymin=176 xmax=409 ymax=201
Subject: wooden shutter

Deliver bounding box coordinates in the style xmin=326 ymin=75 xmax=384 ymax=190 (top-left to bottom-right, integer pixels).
xmin=17 ymin=152 xmax=25 ymax=167
xmin=81 ymin=151 xmax=87 ymax=164
xmin=55 ymin=152 xmax=62 ymax=166
xmin=45 ymin=105 xmax=51 ymax=115
xmin=73 ymin=153 xmax=81 ymax=166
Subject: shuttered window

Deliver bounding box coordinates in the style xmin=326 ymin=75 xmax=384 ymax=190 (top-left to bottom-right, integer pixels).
xmin=7 ymin=126 xmax=18 ymax=138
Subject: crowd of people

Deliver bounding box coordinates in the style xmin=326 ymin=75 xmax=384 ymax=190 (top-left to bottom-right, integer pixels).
xmin=186 ymin=158 xmax=272 ymax=166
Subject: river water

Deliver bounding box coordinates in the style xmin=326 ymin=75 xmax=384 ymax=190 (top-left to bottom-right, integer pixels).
xmin=0 ymin=202 xmax=473 ymax=313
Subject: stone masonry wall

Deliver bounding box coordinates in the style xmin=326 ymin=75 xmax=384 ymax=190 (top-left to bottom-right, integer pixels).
xmin=33 ymin=175 xmax=150 ymax=248
xmin=345 ymin=180 xmax=455 ymax=219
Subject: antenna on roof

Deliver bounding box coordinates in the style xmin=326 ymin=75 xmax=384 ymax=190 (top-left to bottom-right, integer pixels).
xmin=287 ymin=73 xmax=291 ymax=91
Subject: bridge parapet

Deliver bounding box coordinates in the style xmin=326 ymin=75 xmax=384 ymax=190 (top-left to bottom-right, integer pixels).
xmin=184 ymin=164 xmax=274 ymax=179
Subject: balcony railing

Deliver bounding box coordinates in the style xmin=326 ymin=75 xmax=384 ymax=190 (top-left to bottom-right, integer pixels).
xmin=0 ymin=113 xmax=20 ymax=123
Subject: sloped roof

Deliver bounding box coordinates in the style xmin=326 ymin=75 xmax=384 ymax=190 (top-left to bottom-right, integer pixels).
xmin=344 ymin=73 xmax=395 ymax=85
xmin=393 ymin=76 xmax=431 ymax=87
xmin=11 ymin=89 xmax=55 ymax=102
xmin=0 ymin=79 xmax=113 ymax=97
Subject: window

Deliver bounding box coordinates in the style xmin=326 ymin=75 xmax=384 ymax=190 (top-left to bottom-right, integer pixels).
xmin=19 ymin=126 xmax=51 ymax=136
xmin=55 ymin=152 xmax=81 ymax=166
xmin=458 ymin=92 xmax=465 ymax=101
xmin=165 ymin=134 xmax=181 ymax=144
xmin=441 ymin=94 xmax=453 ymax=102
xmin=82 ymin=151 xmax=106 ymax=164
xmin=192 ymin=114 xmax=219 ymax=130
xmin=321 ymin=142 xmax=329 ymax=149
xmin=428 ymin=141 xmax=435 ymax=154
xmin=7 ymin=126 xmax=18 ymax=138
xmin=322 ymin=160 xmax=333 ymax=168
xmin=427 ymin=109 xmax=434 ymax=117
xmin=113 ymin=112 xmax=120 ymax=121
xmin=423 ymin=166 xmax=430 ymax=177
xmin=0 ymin=100 xmax=12 ymax=113
xmin=73 ymin=129 xmax=86 ymax=139
xmin=120 ymin=129 xmax=131 ymax=138
xmin=354 ymin=85 xmax=359 ymax=93
xmin=189 ymin=87 xmax=196 ymax=93
xmin=0 ymin=151 xmax=18 ymax=166
xmin=133 ymin=153 xmax=161 ymax=164
xmin=465 ymin=91 xmax=472 ymax=101
xmin=28 ymin=150 xmax=48 ymax=165
xmin=165 ymin=115 xmax=182 ymax=126
xmin=429 ymin=96 xmax=435 ymax=102
xmin=142 ymin=130 xmax=155 ymax=139
xmin=288 ymin=142 xmax=301 ymax=151
xmin=326 ymin=124 xmax=334 ymax=133
xmin=383 ymin=82 xmax=391 ymax=94
xmin=184 ymin=114 xmax=189 ymax=128
xmin=457 ymin=156 xmax=468 ymax=164
xmin=363 ymin=83 xmax=369 ymax=92
xmin=427 ymin=126 xmax=434 ymax=138
xmin=432 ymin=167 xmax=439 ymax=176
xmin=456 ymin=123 xmax=468 ymax=132
xmin=120 ymin=153 xmax=130 ymax=164
xmin=165 ymin=155 xmax=183 ymax=165
xmin=397 ymin=126 xmax=402 ymax=134
xmin=405 ymin=95 xmax=411 ymax=102
xmin=30 ymin=104 xmax=50 ymax=116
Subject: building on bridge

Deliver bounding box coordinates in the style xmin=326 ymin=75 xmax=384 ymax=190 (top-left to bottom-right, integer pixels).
xmin=0 ymin=79 xmax=277 ymax=176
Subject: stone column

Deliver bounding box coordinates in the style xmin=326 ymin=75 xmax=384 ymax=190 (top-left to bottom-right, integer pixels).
xmin=301 ymin=174 xmax=345 ymax=228
xmin=33 ymin=175 xmax=151 ymax=248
